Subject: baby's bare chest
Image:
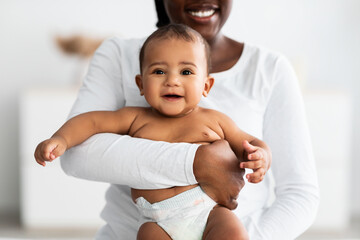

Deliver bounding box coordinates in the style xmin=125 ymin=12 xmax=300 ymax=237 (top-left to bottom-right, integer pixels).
xmin=130 ymin=117 xmax=223 ymax=144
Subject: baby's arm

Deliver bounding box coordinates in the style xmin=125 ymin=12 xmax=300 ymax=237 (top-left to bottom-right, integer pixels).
xmin=34 ymin=107 xmax=140 ymax=166
xmin=216 ymin=111 xmax=272 ymax=183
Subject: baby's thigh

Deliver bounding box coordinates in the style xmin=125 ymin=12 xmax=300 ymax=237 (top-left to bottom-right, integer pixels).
xmin=203 ymin=206 xmax=249 ymax=240
xmin=137 ymin=222 xmax=171 ymax=240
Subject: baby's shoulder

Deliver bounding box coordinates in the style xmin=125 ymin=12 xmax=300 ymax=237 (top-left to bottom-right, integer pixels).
xmin=116 ymin=106 xmax=150 ymax=117
xmin=198 ymin=107 xmax=229 ymax=120
xmin=198 ymin=107 xmax=236 ymax=130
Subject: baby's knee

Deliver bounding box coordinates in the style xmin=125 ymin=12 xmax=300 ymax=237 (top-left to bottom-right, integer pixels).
xmin=204 ymin=207 xmax=249 ymax=240
xmin=226 ymin=228 xmax=249 ymax=240
xmin=203 ymin=225 xmax=249 ymax=240
xmin=137 ymin=222 xmax=171 ymax=240
xmin=137 ymin=222 xmax=155 ymax=240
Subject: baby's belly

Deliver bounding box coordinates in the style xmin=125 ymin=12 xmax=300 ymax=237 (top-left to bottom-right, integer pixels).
xmin=131 ymin=184 xmax=199 ymax=204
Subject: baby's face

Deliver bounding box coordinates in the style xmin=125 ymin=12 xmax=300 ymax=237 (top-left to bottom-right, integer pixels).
xmin=136 ymin=38 xmax=213 ymax=117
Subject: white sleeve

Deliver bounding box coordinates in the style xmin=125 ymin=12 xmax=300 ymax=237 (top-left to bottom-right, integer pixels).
xmin=254 ymin=57 xmax=320 ymax=239
xmin=60 ymin=39 xmax=199 ymax=189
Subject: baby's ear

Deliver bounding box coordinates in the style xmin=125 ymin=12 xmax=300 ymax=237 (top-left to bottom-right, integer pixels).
xmin=202 ymin=76 xmax=214 ymax=97
xmin=135 ymin=75 xmax=144 ymax=96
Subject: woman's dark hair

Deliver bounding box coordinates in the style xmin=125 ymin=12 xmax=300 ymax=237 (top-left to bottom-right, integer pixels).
xmin=139 ymin=24 xmax=211 ymax=74
xmin=154 ymin=0 xmax=170 ymax=27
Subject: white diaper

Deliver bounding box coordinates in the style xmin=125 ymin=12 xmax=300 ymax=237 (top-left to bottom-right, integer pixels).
xmin=135 ymin=186 xmax=217 ymax=240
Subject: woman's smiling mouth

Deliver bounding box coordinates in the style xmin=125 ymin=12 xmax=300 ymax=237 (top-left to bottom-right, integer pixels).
xmin=188 ymin=9 xmax=216 ymax=18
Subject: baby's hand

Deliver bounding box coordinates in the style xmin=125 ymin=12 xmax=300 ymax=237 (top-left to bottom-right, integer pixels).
xmin=34 ymin=136 xmax=67 ymax=167
xmin=240 ymin=140 xmax=271 ymax=183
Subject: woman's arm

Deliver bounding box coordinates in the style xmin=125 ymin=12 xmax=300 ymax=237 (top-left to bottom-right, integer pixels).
xmin=252 ymin=57 xmax=320 ymax=239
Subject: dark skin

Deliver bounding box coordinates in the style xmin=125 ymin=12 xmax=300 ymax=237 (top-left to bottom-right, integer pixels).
xmin=162 ymin=0 xmax=245 ymax=210
xmin=162 ymin=0 xmax=244 ymax=73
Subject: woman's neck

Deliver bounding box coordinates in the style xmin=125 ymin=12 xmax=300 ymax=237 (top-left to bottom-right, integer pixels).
xmin=208 ymin=34 xmax=244 ymax=73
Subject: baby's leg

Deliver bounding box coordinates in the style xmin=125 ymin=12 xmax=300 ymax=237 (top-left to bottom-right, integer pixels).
xmin=137 ymin=222 xmax=171 ymax=240
xmin=202 ymin=206 xmax=249 ymax=240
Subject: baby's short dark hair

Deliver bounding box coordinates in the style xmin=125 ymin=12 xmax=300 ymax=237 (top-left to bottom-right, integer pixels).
xmin=139 ymin=23 xmax=211 ymax=74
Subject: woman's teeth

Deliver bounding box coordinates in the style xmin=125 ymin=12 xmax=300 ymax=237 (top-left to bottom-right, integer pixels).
xmin=188 ymin=9 xmax=215 ymax=18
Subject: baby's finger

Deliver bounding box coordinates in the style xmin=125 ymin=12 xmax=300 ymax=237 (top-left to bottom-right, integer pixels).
xmin=247 ymin=175 xmax=263 ymax=183
xmin=51 ymin=144 xmax=66 ymax=159
xmin=50 ymin=153 xmax=57 ymax=160
xmin=39 ymin=148 xmax=51 ymax=161
xmin=34 ymin=146 xmax=45 ymax=163
xmin=248 ymin=150 xmax=263 ymax=160
xmin=240 ymin=160 xmax=264 ymax=170
xmin=36 ymin=159 xmax=46 ymax=167
xmin=43 ymin=143 xmax=59 ymax=161
xmin=246 ymin=169 xmax=266 ymax=183
xmin=34 ymin=152 xmax=46 ymax=166
xmin=242 ymin=140 xmax=257 ymax=153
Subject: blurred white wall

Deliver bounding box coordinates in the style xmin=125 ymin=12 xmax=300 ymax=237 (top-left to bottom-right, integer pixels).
xmin=0 ymin=0 xmax=157 ymax=215
xmin=0 ymin=0 xmax=359 ymax=227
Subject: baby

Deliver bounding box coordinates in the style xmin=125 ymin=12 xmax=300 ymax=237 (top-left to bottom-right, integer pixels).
xmin=35 ymin=24 xmax=271 ymax=240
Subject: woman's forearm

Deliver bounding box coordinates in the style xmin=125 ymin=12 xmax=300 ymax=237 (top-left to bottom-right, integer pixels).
xmin=60 ymin=133 xmax=200 ymax=189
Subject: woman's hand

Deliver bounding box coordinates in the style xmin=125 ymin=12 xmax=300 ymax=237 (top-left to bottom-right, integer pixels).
xmin=194 ymin=140 xmax=245 ymax=210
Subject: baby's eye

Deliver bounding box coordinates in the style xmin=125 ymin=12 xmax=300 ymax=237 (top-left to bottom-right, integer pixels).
xmin=154 ymin=70 xmax=165 ymax=75
xmin=181 ymin=70 xmax=192 ymax=75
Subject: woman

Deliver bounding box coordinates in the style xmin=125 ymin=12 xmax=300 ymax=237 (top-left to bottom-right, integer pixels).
xmin=61 ymin=0 xmax=319 ymax=239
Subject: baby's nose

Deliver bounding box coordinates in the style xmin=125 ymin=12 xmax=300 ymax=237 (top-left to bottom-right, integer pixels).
xmin=165 ymin=74 xmax=180 ymax=86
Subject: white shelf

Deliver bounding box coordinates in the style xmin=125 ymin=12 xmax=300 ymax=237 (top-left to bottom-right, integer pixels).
xmin=19 ymin=87 xmax=107 ymax=229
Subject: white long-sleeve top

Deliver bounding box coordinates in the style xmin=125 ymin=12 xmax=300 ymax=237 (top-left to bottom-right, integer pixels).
xmin=60 ymin=37 xmax=319 ymax=240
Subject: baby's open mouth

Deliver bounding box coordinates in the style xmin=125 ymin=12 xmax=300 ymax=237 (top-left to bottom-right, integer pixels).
xmin=164 ymin=94 xmax=182 ymax=98
xmin=162 ymin=94 xmax=183 ymax=101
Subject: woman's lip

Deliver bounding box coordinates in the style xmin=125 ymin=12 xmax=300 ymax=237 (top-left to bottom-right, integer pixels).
xmin=185 ymin=2 xmax=219 ymax=11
